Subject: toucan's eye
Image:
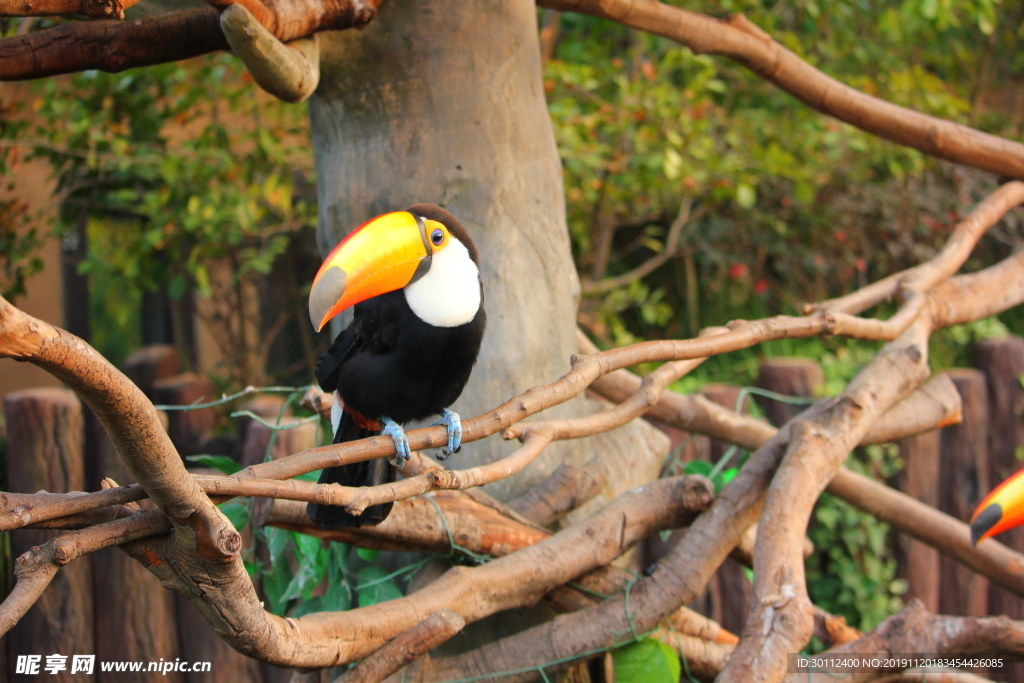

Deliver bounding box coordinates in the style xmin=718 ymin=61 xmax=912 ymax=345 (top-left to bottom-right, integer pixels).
xmin=431 ymin=228 xmax=445 ymax=246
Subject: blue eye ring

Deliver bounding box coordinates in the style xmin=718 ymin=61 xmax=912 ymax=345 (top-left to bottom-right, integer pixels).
xmin=431 ymin=228 xmax=444 ymax=246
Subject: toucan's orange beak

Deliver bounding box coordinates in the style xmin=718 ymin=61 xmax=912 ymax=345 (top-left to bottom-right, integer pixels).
xmin=971 ymin=467 xmax=1024 ymax=545
xmin=308 ymin=211 xmax=435 ymax=332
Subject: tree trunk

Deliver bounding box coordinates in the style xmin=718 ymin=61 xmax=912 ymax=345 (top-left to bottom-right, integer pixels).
xmin=4 ymin=388 xmax=94 ymax=682
xmin=309 ymin=0 xmax=589 ymax=499
xmin=938 ymin=369 xmax=989 ymax=617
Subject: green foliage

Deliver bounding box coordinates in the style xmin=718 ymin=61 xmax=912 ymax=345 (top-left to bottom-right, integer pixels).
xmin=0 ymin=96 xmax=44 ymax=302
xmin=682 ymin=459 xmax=738 ymax=493
xmin=356 ymin=566 xmax=404 ymax=607
xmin=611 ymin=638 xmax=681 ymax=683
xmin=23 ymin=56 xmax=318 ymax=383
xmin=187 ymin=454 xmax=244 ymax=475
xmin=546 ymin=0 xmax=1024 ymax=346
xmin=218 ymin=501 xmax=250 ymax=531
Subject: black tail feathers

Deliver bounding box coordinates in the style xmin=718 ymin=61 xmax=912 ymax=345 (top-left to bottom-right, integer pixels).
xmin=306 ymin=411 xmax=395 ymax=530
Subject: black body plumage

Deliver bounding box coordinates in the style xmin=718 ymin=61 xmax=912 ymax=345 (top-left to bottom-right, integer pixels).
xmin=307 ymin=206 xmax=485 ymax=529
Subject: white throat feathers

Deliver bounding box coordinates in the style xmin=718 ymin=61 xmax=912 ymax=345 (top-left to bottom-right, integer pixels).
xmin=404 ymin=235 xmax=481 ymax=327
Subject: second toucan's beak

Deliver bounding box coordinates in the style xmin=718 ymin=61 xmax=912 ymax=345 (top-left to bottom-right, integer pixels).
xmin=970 ymin=468 xmax=1024 ymax=546
xmin=308 ymin=211 xmax=433 ymax=332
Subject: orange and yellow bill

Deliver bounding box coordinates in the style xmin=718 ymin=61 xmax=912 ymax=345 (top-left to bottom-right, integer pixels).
xmin=308 ymin=211 xmax=432 ymax=332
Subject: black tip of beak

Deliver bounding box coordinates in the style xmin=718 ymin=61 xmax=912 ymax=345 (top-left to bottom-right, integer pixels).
xmin=971 ymin=503 xmax=1002 ymax=546
xmin=308 ymin=266 xmax=347 ymax=331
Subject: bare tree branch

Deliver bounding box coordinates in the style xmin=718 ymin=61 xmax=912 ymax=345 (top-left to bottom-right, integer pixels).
xmin=0 ymin=8 xmax=229 ymax=81
xmin=0 ymin=487 xmax=146 ymax=531
xmin=0 ymin=0 xmax=138 ymax=19
xmin=581 ymin=200 xmax=697 ymax=294
xmin=811 ymin=181 xmax=1024 ymax=316
xmin=0 ymin=0 xmax=378 ymax=81
xmin=505 ymin=462 xmax=605 ymax=526
xmin=336 ymin=610 xmax=465 ymax=683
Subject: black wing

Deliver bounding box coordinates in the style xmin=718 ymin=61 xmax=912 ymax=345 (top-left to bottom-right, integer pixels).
xmin=315 ymin=294 xmax=404 ymax=393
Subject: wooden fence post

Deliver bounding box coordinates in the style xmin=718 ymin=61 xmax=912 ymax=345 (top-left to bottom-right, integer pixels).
xmin=4 ymin=388 xmax=94 ymax=682
xmin=152 ymin=373 xmax=215 ymax=458
xmin=698 ymin=382 xmax=753 ymax=634
xmin=892 ymin=429 xmax=941 ymax=613
xmin=938 ymin=369 xmax=990 ymax=617
xmin=91 ymin=421 xmax=183 ymax=682
xmin=754 ymin=358 xmax=824 ymax=428
xmin=175 ymin=597 xmax=265 ymax=683
xmin=122 ymin=345 xmax=179 ymax=399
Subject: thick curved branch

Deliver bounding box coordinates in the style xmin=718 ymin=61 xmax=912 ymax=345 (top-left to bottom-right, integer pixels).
xmin=0 ymin=0 xmax=138 ymax=18
xmin=0 ymin=8 xmax=229 ymax=81
xmin=540 ymin=0 xmax=1024 ymax=179
xmin=219 ymin=4 xmax=320 ymax=103
xmin=0 ymin=296 xmax=233 ymax=553
xmin=0 ymin=0 xmax=378 ymax=81
xmin=720 ymin=317 xmax=933 ymax=683
xmin=337 ymin=610 xmax=465 ymax=683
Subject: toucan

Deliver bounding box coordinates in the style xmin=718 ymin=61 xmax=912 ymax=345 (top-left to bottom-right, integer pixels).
xmin=305 ymin=204 xmax=485 ymax=529
xmin=971 ymin=467 xmax=1024 ymax=546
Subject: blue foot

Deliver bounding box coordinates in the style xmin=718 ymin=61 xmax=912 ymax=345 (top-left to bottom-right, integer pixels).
xmin=433 ymin=409 xmax=462 ymax=460
xmin=381 ymin=416 xmax=411 ymax=468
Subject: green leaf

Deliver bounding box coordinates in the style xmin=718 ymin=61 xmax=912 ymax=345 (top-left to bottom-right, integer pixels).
xmin=296 ymin=469 xmax=322 ymax=482
xmin=262 ymin=552 xmax=293 ymax=616
xmin=321 ymin=543 xmax=351 ymax=612
xmin=720 ymin=467 xmax=738 ymax=486
xmin=281 ymin=541 xmax=328 ymax=603
xmin=187 ymin=454 xmax=242 ymax=475
xmin=356 ymin=547 xmax=379 ymax=562
xmin=218 ymin=501 xmax=249 ymax=531
xmin=357 ymin=566 xmax=403 ymax=607
xmin=291 ymin=530 xmax=322 ymax=564
xmin=735 ymin=183 xmax=757 ymax=209
xmin=612 ymin=638 xmax=680 ymax=683
xmin=290 ymin=596 xmax=323 ymax=618
xmin=266 ymin=526 xmax=289 ymax=564
xmin=683 ymin=460 xmax=713 ymax=477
